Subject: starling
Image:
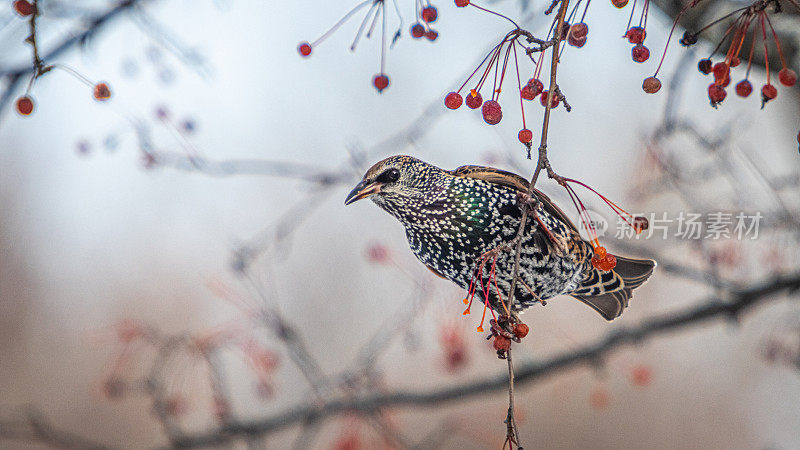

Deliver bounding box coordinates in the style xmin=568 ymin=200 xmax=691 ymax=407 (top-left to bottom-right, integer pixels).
xmin=345 ymin=155 xmax=656 ymax=320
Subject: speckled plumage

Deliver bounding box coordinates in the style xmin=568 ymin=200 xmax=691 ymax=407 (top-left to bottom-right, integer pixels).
xmin=346 ymin=155 xmax=655 ymax=320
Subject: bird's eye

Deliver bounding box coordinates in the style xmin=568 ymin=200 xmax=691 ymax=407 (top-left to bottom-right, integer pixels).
xmin=376 ymin=168 xmax=400 ymax=183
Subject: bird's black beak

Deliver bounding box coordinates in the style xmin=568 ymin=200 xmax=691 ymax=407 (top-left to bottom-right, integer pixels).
xmin=344 ymin=180 xmax=382 ymax=205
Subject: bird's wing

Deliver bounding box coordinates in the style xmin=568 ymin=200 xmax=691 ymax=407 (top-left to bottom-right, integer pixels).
xmin=449 ymin=165 xmax=579 ymax=233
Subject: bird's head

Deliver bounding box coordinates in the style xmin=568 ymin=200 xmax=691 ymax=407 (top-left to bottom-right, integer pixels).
xmin=344 ymin=155 xmax=439 ymax=207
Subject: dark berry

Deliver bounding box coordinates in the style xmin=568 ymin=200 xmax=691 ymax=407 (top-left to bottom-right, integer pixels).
xmin=493 ymin=336 xmax=511 ymax=351
xmin=455 ymin=0 xmax=470 ymax=6
xmin=698 ymin=59 xmax=713 ymax=75
xmin=520 ymin=85 xmax=538 ymax=100
xmin=642 ymin=76 xmax=661 ymax=93
xmin=631 ymin=44 xmax=650 ymax=63
xmin=611 ymin=0 xmax=629 ymax=7
xmin=568 ymin=34 xmax=587 ymax=48
xmin=526 ymin=78 xmax=544 ymax=96
xmin=680 ymin=31 xmax=697 ymax=46
xmin=633 ymin=216 xmax=649 ymax=233
xmin=481 ymin=100 xmax=502 ymax=125
xmin=513 ymin=323 xmax=529 ymax=339
xmin=761 ymin=84 xmax=777 ymax=106
xmin=445 ymin=91 xmax=463 ymax=109
xmin=712 ymin=62 xmax=729 ymax=82
xmin=735 ymin=79 xmax=752 ymax=97
xmin=424 ymin=29 xmax=438 ymax=41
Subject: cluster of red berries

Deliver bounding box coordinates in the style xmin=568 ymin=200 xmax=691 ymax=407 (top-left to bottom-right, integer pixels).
xmin=590 ymin=246 xmax=617 ymax=271
xmin=410 ymin=6 xmax=439 ymax=41
xmin=489 ymin=318 xmax=528 ymax=358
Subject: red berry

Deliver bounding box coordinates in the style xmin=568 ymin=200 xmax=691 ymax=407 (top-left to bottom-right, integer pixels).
xmin=568 ymin=34 xmax=587 ymax=48
xmin=366 ymin=243 xmax=390 ymax=263
xmin=778 ymin=68 xmax=797 ymax=87
xmin=761 ymin=84 xmax=777 ymax=106
xmin=444 ymin=91 xmax=463 ymax=109
xmin=642 ymin=76 xmax=661 ymax=93
xmin=570 ymin=22 xmax=589 ymax=40
xmin=698 ymin=59 xmax=712 ymax=75
xmin=526 ymin=78 xmax=544 ymax=96
xmin=708 ymin=83 xmax=726 ymax=106
xmin=611 ymin=0 xmax=629 ymax=7
xmin=15 ymin=96 xmax=34 ymax=115
xmin=93 ymin=82 xmax=111 ymax=101
xmin=465 ymin=91 xmax=483 ymax=109
xmin=735 ymin=79 xmax=752 ymax=97
xmin=13 ymin=0 xmax=34 ymax=16
xmin=493 ymin=336 xmax=511 ymax=351
xmin=520 ymin=85 xmax=538 ymax=100
xmin=633 ymin=216 xmax=649 ymax=233
xmin=410 ymin=23 xmax=425 ymax=39
xmin=518 ymin=129 xmax=533 ymax=143
xmin=298 ymin=42 xmax=312 ymax=57
xmin=373 ymin=74 xmax=389 ymax=92
xmin=599 ymin=254 xmax=617 ymax=271
xmin=594 ymin=246 xmax=607 ymax=259
xmin=591 ymin=255 xmax=603 ymax=269
xmin=421 ymin=6 xmax=438 ymax=23
xmin=712 ymin=62 xmax=729 ymax=82
xmin=513 ymin=323 xmax=529 ymax=339
xmin=424 ymin=29 xmax=438 ymax=41
xmin=455 ymin=0 xmax=470 ymax=6
xmin=540 ymin=91 xmax=559 ymax=108
xmin=626 ymin=27 xmax=646 ymax=44
xmin=631 ymin=44 xmax=650 ymax=63
xmin=481 ymin=100 xmax=502 ymax=125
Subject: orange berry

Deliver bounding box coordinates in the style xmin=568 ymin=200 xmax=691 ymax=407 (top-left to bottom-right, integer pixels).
xmin=513 ymin=323 xmax=529 ymax=338
xmin=15 ymin=96 xmax=34 ymax=115
xmin=594 ymin=246 xmax=607 ymax=259
xmin=93 ymin=82 xmax=111 ymax=101
xmin=493 ymin=336 xmax=511 ymax=351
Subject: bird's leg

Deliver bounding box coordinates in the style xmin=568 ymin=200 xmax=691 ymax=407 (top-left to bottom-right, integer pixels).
xmin=516 ymin=192 xmax=568 ymax=255
xmin=515 ymin=277 xmax=547 ymax=306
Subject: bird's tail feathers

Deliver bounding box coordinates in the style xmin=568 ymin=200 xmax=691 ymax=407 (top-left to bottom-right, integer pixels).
xmin=571 ymin=256 xmax=656 ymax=321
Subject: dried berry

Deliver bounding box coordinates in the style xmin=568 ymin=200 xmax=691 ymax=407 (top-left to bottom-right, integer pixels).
xmin=598 ymin=254 xmax=617 ymax=271
xmin=642 ymin=76 xmax=661 ymax=93
xmin=520 ymin=84 xmax=538 ymax=100
xmin=481 ymin=100 xmax=502 ymax=125
xmin=421 ymin=6 xmax=438 ymax=23
xmin=778 ymin=68 xmax=797 ymax=87
xmin=594 ymin=246 xmax=607 ymax=259
xmin=680 ymin=31 xmax=697 ymax=46
xmin=424 ymin=29 xmax=438 ymax=41
xmin=15 ymin=96 xmax=34 ymax=115
xmin=712 ymin=62 xmax=729 ymax=82
xmin=493 ymin=336 xmax=511 ymax=351
xmin=570 ymin=22 xmax=589 ymax=40
xmin=13 ymin=0 xmax=34 ymax=16
xmin=761 ymin=83 xmax=777 ymax=106
xmin=445 ymin=91 xmax=463 ymax=109
xmin=297 ymin=42 xmax=312 ymax=57
xmin=410 ymin=23 xmax=425 ymax=39
xmin=540 ymin=91 xmax=559 ymax=108
xmin=698 ymin=59 xmax=713 ymax=75
xmin=568 ymin=34 xmax=587 ymax=48
xmin=513 ymin=323 xmax=529 ymax=339
xmin=373 ymin=74 xmax=390 ymax=92
xmin=626 ymin=27 xmax=646 ymax=44
xmin=631 ymin=44 xmax=650 ymax=63
xmin=708 ymin=84 xmax=726 ymax=106
xmin=518 ymin=129 xmax=533 ymax=143
xmin=93 ymin=82 xmax=111 ymax=101
xmin=465 ymin=90 xmax=483 ymax=109
xmin=611 ymin=0 xmax=628 ymax=8
xmin=633 ymin=216 xmax=649 ymax=233
xmin=526 ymin=78 xmax=544 ymax=96
xmin=735 ymin=79 xmax=752 ymax=97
